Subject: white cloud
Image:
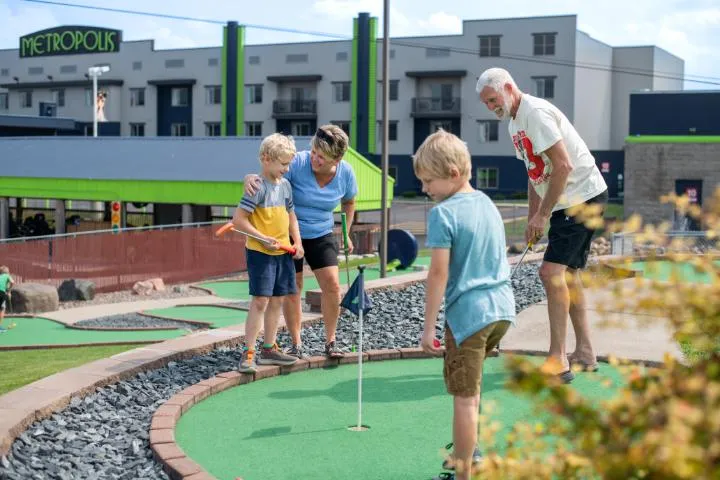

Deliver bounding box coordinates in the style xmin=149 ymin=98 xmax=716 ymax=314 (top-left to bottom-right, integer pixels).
xmin=417 ymin=12 xmax=462 ymax=34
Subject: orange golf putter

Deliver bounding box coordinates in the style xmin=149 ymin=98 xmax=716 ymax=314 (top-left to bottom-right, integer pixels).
xmin=215 ymin=222 xmax=296 ymax=255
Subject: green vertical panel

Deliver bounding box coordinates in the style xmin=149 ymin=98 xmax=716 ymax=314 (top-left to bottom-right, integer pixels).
xmin=221 ymin=26 xmax=228 ymax=136
xmin=236 ymin=26 xmax=245 ymax=136
xmin=367 ymin=17 xmax=378 ymax=155
xmin=350 ymin=18 xmax=359 ymax=150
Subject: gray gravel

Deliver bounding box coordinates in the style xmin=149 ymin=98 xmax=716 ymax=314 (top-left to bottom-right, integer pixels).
xmin=74 ymin=313 xmax=205 ymax=331
xmin=0 ymin=263 xmax=544 ymax=480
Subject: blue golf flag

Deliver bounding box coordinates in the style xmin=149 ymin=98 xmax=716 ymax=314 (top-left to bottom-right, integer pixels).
xmin=340 ymin=267 xmax=373 ymax=317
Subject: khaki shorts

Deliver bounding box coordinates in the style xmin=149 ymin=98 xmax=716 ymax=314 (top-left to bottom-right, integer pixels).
xmin=444 ymin=320 xmax=511 ymax=397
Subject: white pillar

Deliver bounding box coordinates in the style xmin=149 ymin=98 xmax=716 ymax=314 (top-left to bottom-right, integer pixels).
xmin=54 ymin=199 xmax=66 ymax=234
xmin=181 ymin=204 xmax=193 ymax=224
xmin=0 ymin=197 xmax=9 ymax=240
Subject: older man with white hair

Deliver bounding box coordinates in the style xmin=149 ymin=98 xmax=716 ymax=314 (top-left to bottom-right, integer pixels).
xmin=476 ymin=67 xmax=608 ymax=383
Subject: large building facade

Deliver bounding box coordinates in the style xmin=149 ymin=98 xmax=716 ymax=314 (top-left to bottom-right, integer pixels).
xmin=0 ymin=14 xmax=684 ymax=197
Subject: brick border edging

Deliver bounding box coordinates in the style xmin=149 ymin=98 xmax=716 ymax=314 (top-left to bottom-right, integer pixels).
xmin=148 ymin=347 xmax=433 ymax=480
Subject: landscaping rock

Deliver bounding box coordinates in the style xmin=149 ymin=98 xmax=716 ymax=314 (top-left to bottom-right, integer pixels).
xmin=11 ymin=283 xmax=59 ymax=313
xmin=58 ymin=279 xmax=96 ymax=302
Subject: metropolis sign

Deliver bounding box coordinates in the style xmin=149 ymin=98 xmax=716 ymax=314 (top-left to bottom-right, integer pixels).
xmin=19 ymin=26 xmax=122 ymax=58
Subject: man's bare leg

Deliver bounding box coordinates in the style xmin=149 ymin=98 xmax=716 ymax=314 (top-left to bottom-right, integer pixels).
xmin=539 ymin=261 xmax=570 ymax=372
xmin=567 ymin=268 xmax=597 ymax=366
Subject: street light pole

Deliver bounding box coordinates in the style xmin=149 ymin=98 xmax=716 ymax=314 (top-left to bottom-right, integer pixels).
xmin=379 ymin=0 xmax=390 ymax=278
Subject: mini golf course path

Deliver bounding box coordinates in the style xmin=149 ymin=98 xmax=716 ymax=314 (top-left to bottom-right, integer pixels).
xmin=162 ymin=355 xmax=624 ymax=480
xmin=0 ymin=317 xmax=188 ymax=350
xmin=629 ymin=259 xmax=720 ymax=284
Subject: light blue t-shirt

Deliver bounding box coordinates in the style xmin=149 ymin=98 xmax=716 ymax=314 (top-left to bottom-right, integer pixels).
xmin=425 ymin=190 xmax=516 ymax=345
xmin=285 ymin=150 xmax=358 ymax=239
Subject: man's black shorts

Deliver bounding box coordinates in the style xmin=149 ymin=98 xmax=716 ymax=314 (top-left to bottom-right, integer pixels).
xmin=293 ymin=233 xmax=339 ymax=273
xmin=543 ymin=190 xmax=609 ymax=270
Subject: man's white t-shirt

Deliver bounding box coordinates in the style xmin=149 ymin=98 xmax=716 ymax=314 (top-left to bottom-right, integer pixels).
xmin=508 ymin=94 xmax=607 ymax=211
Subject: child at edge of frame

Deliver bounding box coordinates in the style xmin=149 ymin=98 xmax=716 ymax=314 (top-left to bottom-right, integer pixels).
xmin=413 ymin=129 xmax=516 ymax=480
xmin=0 ymin=265 xmax=16 ymax=332
xmin=231 ymin=133 xmax=305 ymax=373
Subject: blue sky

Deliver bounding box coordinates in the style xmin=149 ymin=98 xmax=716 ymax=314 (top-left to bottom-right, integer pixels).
xmin=1 ymin=0 xmax=719 ymax=90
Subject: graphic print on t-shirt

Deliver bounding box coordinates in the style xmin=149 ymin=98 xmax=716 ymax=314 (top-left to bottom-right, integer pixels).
xmin=512 ymin=130 xmax=551 ymax=185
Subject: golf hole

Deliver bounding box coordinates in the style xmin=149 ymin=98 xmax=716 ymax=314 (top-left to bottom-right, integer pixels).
xmin=347 ymin=425 xmax=371 ymax=432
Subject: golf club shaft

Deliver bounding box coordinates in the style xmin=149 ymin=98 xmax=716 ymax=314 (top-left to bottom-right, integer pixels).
xmin=511 ymin=242 xmax=533 ymax=278
xmin=230 ymin=227 xmax=296 ymax=255
xmin=341 ymin=213 xmax=351 ymax=286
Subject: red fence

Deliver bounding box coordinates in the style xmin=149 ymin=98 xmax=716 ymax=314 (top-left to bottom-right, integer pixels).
xmin=0 ymin=225 xmax=247 ymax=292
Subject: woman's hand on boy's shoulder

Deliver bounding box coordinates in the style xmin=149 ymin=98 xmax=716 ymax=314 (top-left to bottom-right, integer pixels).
xmin=244 ymin=174 xmax=262 ymax=196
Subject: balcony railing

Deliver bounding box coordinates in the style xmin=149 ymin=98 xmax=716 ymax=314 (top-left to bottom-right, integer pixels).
xmin=411 ymin=97 xmax=461 ymax=117
xmin=272 ymin=99 xmax=317 ymax=117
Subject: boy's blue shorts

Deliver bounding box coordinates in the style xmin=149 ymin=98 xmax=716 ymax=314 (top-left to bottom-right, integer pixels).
xmin=246 ymin=249 xmax=297 ymax=297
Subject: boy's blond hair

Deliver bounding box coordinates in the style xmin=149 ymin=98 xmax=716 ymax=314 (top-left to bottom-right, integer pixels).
xmin=311 ymin=124 xmax=349 ymax=161
xmin=413 ymin=129 xmax=471 ymax=180
xmin=0 ymin=266 xmax=8 ymax=274
xmin=259 ymin=133 xmax=296 ymax=162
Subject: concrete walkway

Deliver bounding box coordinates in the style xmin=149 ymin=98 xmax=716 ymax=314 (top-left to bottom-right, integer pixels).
xmin=502 ymin=279 xmax=683 ymax=363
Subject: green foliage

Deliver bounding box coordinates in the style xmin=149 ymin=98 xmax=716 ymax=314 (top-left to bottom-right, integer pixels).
xmin=471 ymin=187 xmax=720 ymax=479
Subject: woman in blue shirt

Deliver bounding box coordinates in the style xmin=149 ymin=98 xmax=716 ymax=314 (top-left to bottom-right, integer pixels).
xmin=244 ymin=125 xmax=358 ymax=358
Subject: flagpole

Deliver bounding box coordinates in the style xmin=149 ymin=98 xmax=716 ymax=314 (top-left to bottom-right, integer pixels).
xmin=356 ymin=265 xmax=365 ymax=430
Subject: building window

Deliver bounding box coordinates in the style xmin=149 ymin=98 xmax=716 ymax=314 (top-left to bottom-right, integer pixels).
xmin=171 ymin=123 xmax=189 ymax=136
xmin=430 ymin=120 xmax=452 ymax=133
xmin=245 ymin=84 xmax=263 ymax=104
xmin=291 ymin=121 xmax=312 ymax=136
xmin=19 ymin=91 xmax=32 ymax=108
xmin=249 ymin=56 xmax=260 ymax=65
xmin=171 ymin=87 xmax=189 ymax=107
xmin=333 ymin=82 xmax=351 ymax=102
xmin=390 ymin=49 xmax=395 ymax=59
xmin=208 ymin=58 xmax=219 ymax=66
xmin=336 ymin=52 xmax=348 ymax=62
xmin=286 ymin=54 xmax=308 ymax=63
xmin=477 ymin=168 xmax=499 ymax=189
xmin=479 ymin=35 xmax=501 ymax=57
xmin=245 ymin=122 xmax=263 ymax=137
xmin=0 ymin=93 xmax=8 ymax=110
xmin=132 ymin=61 xmax=142 ymax=71
xmin=0 ymin=68 xmax=8 ymax=77
xmin=85 ymin=88 xmax=93 ymax=106
xmin=165 ymin=59 xmax=185 ymax=68
xmin=379 ymin=79 xmax=399 ymax=101
xmin=130 ymin=123 xmax=145 ymax=137
xmin=332 ymin=121 xmax=350 ymax=136
xmin=425 ymin=47 xmax=450 ymax=58
xmin=205 ymin=122 xmax=221 ymax=136
xmin=28 ymin=66 xmax=43 ymax=75
xmin=477 ymin=120 xmax=499 ymax=143
xmin=533 ymin=33 xmax=556 ymax=56
xmin=389 ymin=166 xmax=398 ymax=181
xmin=130 ymin=88 xmax=145 ymax=106
xmin=51 ymin=89 xmax=65 ymax=107
xmin=533 ymin=76 xmax=555 ymax=99
xmin=379 ymin=121 xmax=398 ymax=141
xmin=205 ymin=85 xmax=221 ymax=105
xmin=59 ymin=65 xmax=76 ymax=74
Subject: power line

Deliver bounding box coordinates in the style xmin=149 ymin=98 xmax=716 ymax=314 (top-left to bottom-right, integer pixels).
xmin=23 ymin=0 xmax=720 ymax=86
xmin=22 ymin=0 xmax=349 ymax=38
